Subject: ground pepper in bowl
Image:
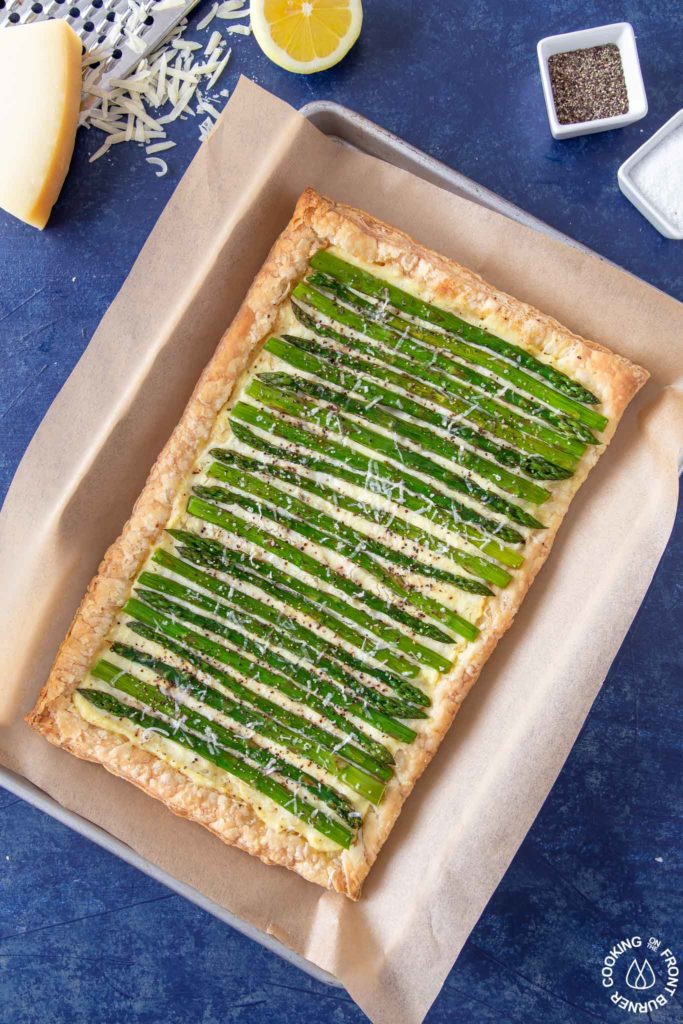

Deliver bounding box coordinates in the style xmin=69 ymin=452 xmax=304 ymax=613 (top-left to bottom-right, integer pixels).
xmin=548 ymin=43 xmax=628 ymax=124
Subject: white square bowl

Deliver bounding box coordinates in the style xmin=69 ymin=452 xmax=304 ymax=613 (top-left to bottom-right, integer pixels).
xmin=537 ymin=22 xmax=648 ymax=139
xmin=618 ymin=108 xmax=683 ymax=239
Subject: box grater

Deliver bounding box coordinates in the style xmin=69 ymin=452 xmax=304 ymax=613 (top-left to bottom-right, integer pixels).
xmin=0 ymin=0 xmax=203 ymax=86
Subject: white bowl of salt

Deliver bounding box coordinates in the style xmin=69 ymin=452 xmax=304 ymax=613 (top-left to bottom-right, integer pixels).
xmin=618 ymin=108 xmax=683 ymax=239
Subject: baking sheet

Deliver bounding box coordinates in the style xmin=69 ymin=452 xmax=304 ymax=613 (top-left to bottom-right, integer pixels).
xmin=1 ymin=79 xmax=682 ymax=1024
xmin=0 ymin=769 xmax=338 ymax=984
xmin=300 ymin=100 xmax=598 ymax=254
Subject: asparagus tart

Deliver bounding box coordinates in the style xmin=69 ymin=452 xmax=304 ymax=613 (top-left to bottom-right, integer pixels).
xmin=27 ymin=190 xmax=648 ymax=898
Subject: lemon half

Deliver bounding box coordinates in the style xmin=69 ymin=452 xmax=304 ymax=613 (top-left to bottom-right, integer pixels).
xmin=251 ymin=0 xmax=363 ymax=75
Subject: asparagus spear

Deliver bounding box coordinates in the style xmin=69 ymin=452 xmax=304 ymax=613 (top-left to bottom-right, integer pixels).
xmin=294 ymin=279 xmax=608 ymax=433
xmin=168 ymin=530 xmax=431 ymax=709
xmin=306 ymin=269 xmax=592 ymax=432
xmin=127 ymin=614 xmax=412 ymax=798
xmin=168 ymin=552 xmax=426 ymax=726
xmin=269 ymin=332 xmax=581 ymax=470
xmin=180 ymin=498 xmax=426 ymax=679
xmin=208 ymin=452 xmax=492 ymax=596
xmin=245 ymin=376 xmax=550 ymax=506
xmin=138 ymin=568 xmax=418 ymax=746
xmin=292 ymin=300 xmax=597 ymax=449
xmin=309 ymin=251 xmax=602 ymax=409
xmin=192 ymin=484 xmax=478 ymax=647
xmin=265 ymin=352 xmax=570 ymax=485
xmin=130 ymin=615 xmax=419 ymax=749
xmin=131 ymin=587 xmax=394 ymax=779
xmin=260 ymin=370 xmax=562 ymax=495
xmin=496 ymin=386 xmax=598 ymax=445
xmin=233 ymin=394 xmax=544 ymax=533
xmin=152 ymin=547 xmax=426 ymax=721
xmin=124 ymin=595 xmax=391 ymax=784
xmin=79 ymin=688 xmax=355 ymax=848
xmin=229 ymin=417 xmax=525 ymax=569
xmin=188 ymin=493 xmax=454 ymax=668
xmin=99 ymin=650 xmax=361 ymax=826
xmin=206 ymin=458 xmax=493 ymax=595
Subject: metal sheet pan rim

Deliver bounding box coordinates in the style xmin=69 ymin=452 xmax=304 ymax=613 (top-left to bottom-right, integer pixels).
xmin=299 ymin=100 xmax=596 ymax=248
xmin=0 ymin=765 xmax=341 ymax=986
xmin=299 ymin=99 xmax=675 ymax=305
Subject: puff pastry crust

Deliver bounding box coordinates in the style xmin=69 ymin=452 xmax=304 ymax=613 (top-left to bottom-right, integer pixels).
xmin=26 ymin=188 xmax=648 ymax=899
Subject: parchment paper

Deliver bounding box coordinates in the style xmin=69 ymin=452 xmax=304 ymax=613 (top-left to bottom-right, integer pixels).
xmin=1 ymin=78 xmax=682 ymax=1024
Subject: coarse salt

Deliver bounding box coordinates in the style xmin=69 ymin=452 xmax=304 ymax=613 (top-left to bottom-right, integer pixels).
xmin=630 ymin=125 xmax=683 ymax=232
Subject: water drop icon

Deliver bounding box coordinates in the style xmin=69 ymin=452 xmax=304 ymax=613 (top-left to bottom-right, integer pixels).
xmin=625 ymin=958 xmax=656 ymax=991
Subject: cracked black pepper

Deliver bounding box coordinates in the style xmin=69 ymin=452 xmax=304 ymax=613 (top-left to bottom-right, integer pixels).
xmin=548 ymin=43 xmax=629 ymax=125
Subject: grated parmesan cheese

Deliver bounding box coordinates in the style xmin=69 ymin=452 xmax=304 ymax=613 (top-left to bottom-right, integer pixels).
xmin=197 ymin=96 xmax=221 ymax=119
xmin=217 ymin=6 xmax=250 ymax=19
xmin=172 ymin=39 xmax=202 ymax=51
xmin=205 ymin=30 xmax=222 ymax=56
xmin=217 ymin=0 xmax=246 ymax=13
xmin=80 ymin=0 xmax=248 ymax=168
xmin=147 ymin=155 xmax=169 ymax=176
xmin=196 ymin=2 xmax=219 ymax=30
xmin=198 ymin=115 xmax=215 ymax=141
xmin=207 ymin=46 xmax=232 ymax=88
xmin=145 ymin=140 xmax=177 ymax=155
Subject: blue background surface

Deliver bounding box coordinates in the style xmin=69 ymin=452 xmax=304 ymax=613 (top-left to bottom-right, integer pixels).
xmin=1 ymin=1 xmax=682 ymax=1021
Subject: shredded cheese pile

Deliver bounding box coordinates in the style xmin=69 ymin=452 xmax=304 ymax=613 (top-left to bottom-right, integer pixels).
xmin=79 ymin=0 xmax=252 ymax=174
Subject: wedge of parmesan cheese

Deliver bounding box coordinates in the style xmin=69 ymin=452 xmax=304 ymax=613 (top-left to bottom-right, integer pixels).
xmin=0 ymin=21 xmax=82 ymax=229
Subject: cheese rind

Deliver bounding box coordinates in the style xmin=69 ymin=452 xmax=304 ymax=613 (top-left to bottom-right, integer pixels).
xmin=0 ymin=21 xmax=82 ymax=229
